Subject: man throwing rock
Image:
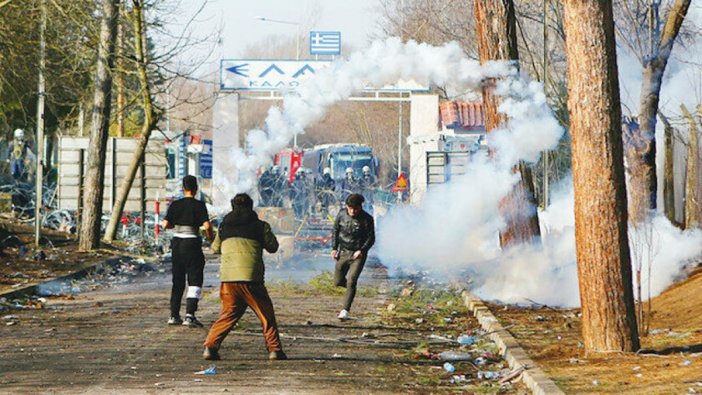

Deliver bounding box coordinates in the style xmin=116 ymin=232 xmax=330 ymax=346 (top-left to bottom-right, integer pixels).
xmin=331 ymin=193 xmax=375 ymax=321
xmin=203 ymin=193 xmax=287 ymax=361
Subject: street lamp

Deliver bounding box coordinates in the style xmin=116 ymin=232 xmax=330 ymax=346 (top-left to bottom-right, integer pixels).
xmin=254 ymin=16 xmax=301 ymax=60
xmin=254 ymin=16 xmax=302 ymax=148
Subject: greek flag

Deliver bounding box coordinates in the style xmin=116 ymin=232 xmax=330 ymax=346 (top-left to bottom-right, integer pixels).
xmin=310 ymin=31 xmax=341 ymax=55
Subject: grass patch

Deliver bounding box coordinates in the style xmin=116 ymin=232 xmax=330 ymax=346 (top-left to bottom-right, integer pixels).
xmin=306 ymin=271 xmax=378 ymax=297
xmin=309 ymin=272 xmax=345 ymax=296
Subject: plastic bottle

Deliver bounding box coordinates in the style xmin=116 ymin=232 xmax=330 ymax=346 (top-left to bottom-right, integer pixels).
xmin=443 ymin=362 xmax=455 ymax=373
xmin=456 ymin=335 xmax=477 ymax=345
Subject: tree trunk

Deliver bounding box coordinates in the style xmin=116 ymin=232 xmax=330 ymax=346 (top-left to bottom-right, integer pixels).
xmin=658 ymin=112 xmax=677 ymax=225
xmin=474 ymin=0 xmax=541 ymax=248
xmin=682 ymin=104 xmax=699 ymax=229
xmin=104 ymin=0 xmax=157 ymax=242
xmin=78 ymin=0 xmax=119 ymax=252
xmin=562 ymin=0 xmax=640 ymax=353
xmin=116 ymin=2 xmax=125 ymax=138
xmin=632 ymin=0 xmax=692 ymax=213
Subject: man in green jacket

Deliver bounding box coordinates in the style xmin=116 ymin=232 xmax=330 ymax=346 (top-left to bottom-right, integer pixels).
xmin=202 ymin=193 xmax=287 ymax=361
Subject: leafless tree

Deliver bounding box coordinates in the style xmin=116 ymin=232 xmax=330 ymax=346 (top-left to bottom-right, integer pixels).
xmin=79 ymin=0 xmax=119 ymax=251
xmin=474 ymin=0 xmax=541 ymax=248
xmin=614 ymin=0 xmax=692 ymax=218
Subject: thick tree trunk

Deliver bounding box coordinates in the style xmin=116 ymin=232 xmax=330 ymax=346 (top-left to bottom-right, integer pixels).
xmin=682 ymin=104 xmax=699 ymax=229
xmin=658 ymin=112 xmax=677 ymax=225
xmin=78 ymin=0 xmax=119 ymax=251
xmin=104 ymin=0 xmax=156 ymax=242
xmin=474 ymin=0 xmax=541 ymax=247
xmin=632 ymin=0 xmax=692 ymax=214
xmin=562 ymin=0 xmax=640 ymax=353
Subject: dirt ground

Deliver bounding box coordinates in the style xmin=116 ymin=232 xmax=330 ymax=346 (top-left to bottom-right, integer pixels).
xmin=0 ymin=216 xmax=122 ymax=295
xmin=1 ymin=216 xmax=700 ymax=393
xmin=0 ymin=254 xmax=526 ymax=394
xmin=489 ymin=266 xmax=702 ymax=394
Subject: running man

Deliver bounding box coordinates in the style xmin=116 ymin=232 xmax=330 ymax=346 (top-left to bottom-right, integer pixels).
xmin=331 ymin=193 xmax=375 ymax=320
xmin=162 ymin=175 xmax=213 ymax=327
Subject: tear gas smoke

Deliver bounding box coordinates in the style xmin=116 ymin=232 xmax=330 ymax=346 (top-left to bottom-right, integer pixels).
xmin=223 ymin=37 xmax=701 ymax=307
xmin=215 ymin=38 xmax=519 ymax=202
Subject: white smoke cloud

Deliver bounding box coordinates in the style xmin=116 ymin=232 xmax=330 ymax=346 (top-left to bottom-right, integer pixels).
xmin=471 ymin=177 xmax=702 ymax=308
xmin=221 ymin=36 xmax=701 ymax=308
xmin=216 ymin=38 xmax=518 ymax=202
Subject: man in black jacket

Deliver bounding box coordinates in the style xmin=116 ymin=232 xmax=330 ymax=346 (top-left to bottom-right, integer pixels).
xmin=331 ymin=193 xmax=375 ymax=320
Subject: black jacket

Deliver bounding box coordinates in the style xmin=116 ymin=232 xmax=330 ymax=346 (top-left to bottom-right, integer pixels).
xmin=332 ymin=208 xmax=375 ymax=254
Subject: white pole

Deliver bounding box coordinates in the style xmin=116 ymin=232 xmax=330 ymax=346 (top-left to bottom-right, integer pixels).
xmin=397 ymin=99 xmax=403 ymax=202
xmin=35 ymin=0 xmax=47 ymax=247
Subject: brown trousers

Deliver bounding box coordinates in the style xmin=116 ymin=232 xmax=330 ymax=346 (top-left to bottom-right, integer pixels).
xmin=203 ymin=282 xmax=282 ymax=352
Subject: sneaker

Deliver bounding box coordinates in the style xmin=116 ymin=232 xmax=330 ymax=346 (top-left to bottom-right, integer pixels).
xmin=337 ymin=309 xmax=349 ymax=321
xmin=203 ymin=347 xmax=221 ymax=361
xmin=182 ymin=314 xmax=204 ymax=328
xmin=167 ymin=316 xmax=182 ymax=325
xmin=269 ymin=350 xmax=288 ymax=360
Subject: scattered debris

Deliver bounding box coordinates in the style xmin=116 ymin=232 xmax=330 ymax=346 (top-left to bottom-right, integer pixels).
xmin=456 ymin=335 xmax=477 ymax=346
xmin=450 ymin=374 xmax=469 ymax=384
xmin=681 ymin=360 xmax=693 ymax=367
xmin=498 ymin=367 xmax=525 ymax=384
xmin=194 ymin=365 xmax=217 ymax=375
xmin=438 ymin=351 xmax=473 ymax=361
xmin=443 ymin=362 xmax=455 ymax=373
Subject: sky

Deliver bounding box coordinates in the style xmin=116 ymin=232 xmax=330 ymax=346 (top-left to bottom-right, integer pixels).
xmin=177 ymin=0 xmax=383 ymax=75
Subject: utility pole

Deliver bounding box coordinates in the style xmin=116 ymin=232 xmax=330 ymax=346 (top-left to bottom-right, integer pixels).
xmin=397 ymin=0 xmax=405 ymax=203
xmin=35 ymin=0 xmax=47 ymax=247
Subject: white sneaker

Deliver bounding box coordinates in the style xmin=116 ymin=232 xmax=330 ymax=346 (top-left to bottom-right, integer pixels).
xmin=337 ymin=309 xmax=349 ymax=320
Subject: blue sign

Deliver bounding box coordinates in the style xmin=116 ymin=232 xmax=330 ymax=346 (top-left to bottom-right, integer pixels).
xmin=200 ymin=139 xmax=213 ymax=179
xmin=310 ymin=31 xmax=341 ymax=55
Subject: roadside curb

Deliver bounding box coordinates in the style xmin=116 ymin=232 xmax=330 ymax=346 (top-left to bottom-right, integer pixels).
xmin=0 ymin=255 xmax=144 ymax=300
xmin=462 ymin=291 xmax=564 ymax=395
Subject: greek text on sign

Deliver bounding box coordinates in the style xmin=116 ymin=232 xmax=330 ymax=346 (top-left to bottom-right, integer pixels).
xmin=310 ymin=31 xmax=341 ymax=55
xmin=221 ymin=60 xmax=331 ymax=91
xmin=220 ymin=59 xmax=429 ymax=92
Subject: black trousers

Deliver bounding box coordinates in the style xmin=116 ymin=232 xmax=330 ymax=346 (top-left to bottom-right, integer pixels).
xmin=333 ymin=249 xmax=367 ymax=312
xmin=170 ymin=237 xmax=205 ymax=317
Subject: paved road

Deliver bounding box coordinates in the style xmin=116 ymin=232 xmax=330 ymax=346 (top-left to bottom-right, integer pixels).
xmin=0 ymin=253 xmax=486 ymax=394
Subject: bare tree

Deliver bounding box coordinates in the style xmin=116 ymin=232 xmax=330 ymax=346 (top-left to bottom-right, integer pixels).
xmin=658 ymin=111 xmax=677 ymax=224
xmin=474 ymin=0 xmax=541 ymax=247
xmin=615 ymin=0 xmax=692 ymax=216
xmin=79 ymin=0 xmax=119 ymax=251
xmin=562 ymin=0 xmax=640 ymax=353
xmin=103 ymin=0 xmax=156 ymax=243
xmin=681 ymin=104 xmax=700 ymax=228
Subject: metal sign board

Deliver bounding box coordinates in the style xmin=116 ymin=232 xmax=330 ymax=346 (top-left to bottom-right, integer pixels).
xmin=310 ymin=31 xmax=341 ymax=55
xmin=221 ymin=59 xmax=331 ymax=91
xmin=200 ymin=139 xmax=213 ymax=179
xmin=220 ymin=59 xmax=430 ymax=92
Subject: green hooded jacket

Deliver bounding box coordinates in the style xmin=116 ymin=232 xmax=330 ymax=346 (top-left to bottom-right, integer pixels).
xmin=212 ymin=207 xmax=278 ymax=282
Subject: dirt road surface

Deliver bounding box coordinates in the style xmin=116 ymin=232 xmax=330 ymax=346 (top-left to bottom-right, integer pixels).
xmin=0 ymin=253 xmax=517 ymax=394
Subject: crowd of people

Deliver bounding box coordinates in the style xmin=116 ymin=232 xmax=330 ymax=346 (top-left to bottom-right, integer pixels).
xmin=257 ymin=165 xmax=379 ymax=218
xmin=164 ymin=176 xmax=376 ymax=362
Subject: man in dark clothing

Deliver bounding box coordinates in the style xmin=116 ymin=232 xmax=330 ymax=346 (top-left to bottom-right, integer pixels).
xmin=258 ymin=168 xmax=274 ymax=206
xmin=316 ymin=167 xmax=337 ymax=214
xmin=203 ymin=193 xmax=286 ymax=361
xmin=162 ymin=175 xmax=213 ymax=327
xmin=331 ymin=193 xmax=375 ymax=320
xmin=339 ymin=167 xmax=360 ymax=203
xmin=289 ymin=169 xmax=310 ymax=219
